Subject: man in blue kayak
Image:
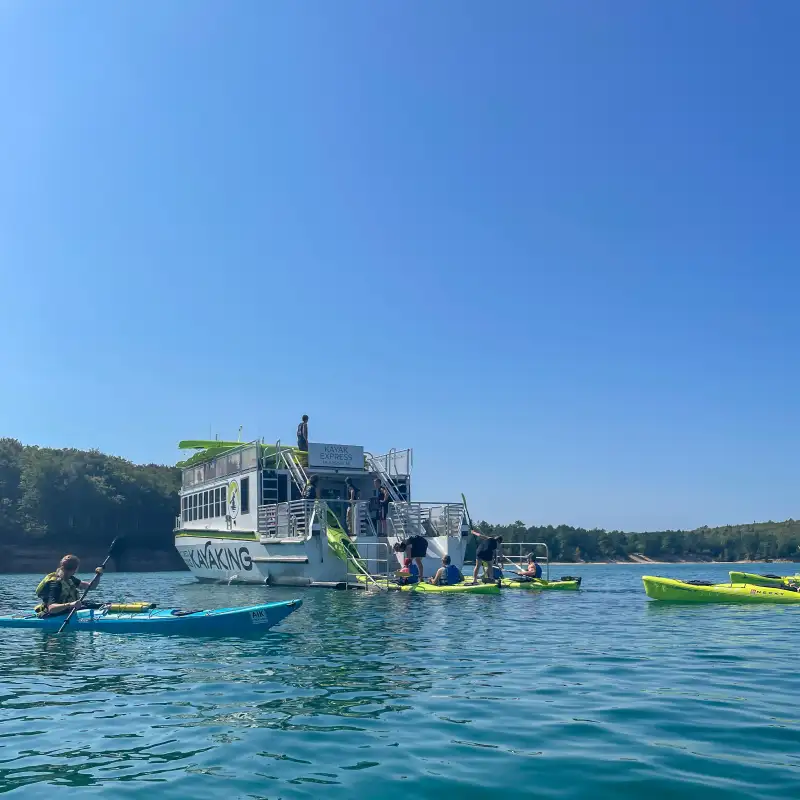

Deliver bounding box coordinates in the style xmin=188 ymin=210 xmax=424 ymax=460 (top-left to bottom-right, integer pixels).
xmin=430 ymin=554 xmax=463 ymax=586
xmin=34 ymin=554 xmax=103 ymax=616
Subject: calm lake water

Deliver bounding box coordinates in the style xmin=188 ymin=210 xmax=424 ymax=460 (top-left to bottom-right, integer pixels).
xmin=2 ymin=563 xmax=800 ymax=798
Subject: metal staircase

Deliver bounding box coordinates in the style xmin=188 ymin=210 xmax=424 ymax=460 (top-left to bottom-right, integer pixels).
xmin=275 ymin=441 xmax=308 ymax=493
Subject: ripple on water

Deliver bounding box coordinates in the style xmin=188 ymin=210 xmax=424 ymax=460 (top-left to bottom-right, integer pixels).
xmin=1 ymin=566 xmax=800 ymax=797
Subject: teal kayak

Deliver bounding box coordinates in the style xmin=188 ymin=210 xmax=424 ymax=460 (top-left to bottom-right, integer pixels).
xmin=0 ymin=600 xmax=301 ymax=636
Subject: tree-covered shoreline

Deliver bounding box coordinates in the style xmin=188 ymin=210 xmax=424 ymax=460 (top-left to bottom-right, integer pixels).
xmin=469 ymin=519 xmax=800 ymax=563
xmin=1 ymin=439 xmax=797 ymax=570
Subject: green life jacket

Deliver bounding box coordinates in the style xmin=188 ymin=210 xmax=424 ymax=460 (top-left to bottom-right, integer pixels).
xmin=34 ymin=572 xmax=79 ymax=615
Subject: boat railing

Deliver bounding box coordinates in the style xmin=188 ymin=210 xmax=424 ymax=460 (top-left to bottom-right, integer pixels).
xmin=258 ymin=499 xmax=323 ymax=540
xmin=500 ymin=542 xmax=550 ymax=581
xmin=346 ymin=540 xmax=391 ymax=592
xmin=387 ymin=502 xmax=466 ymax=541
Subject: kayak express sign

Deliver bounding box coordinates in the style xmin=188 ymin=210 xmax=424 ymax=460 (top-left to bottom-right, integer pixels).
xmin=307 ymin=443 xmax=364 ymax=469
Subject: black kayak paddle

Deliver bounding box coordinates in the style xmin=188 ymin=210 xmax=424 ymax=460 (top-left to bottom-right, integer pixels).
xmin=57 ymin=537 xmax=123 ymax=633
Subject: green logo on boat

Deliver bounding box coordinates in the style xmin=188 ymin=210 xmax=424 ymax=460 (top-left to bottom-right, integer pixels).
xmin=227 ymin=480 xmax=240 ymax=519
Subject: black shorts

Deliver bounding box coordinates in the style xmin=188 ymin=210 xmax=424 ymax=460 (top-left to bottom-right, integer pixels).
xmin=475 ymin=551 xmax=495 ymax=564
xmin=409 ymin=536 xmax=428 ymax=558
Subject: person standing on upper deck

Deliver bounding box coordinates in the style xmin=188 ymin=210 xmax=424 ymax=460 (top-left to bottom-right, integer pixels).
xmin=297 ymin=415 xmax=309 ymax=451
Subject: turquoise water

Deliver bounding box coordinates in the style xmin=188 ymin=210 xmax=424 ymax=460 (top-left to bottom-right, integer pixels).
xmin=2 ymin=563 xmax=800 ymax=798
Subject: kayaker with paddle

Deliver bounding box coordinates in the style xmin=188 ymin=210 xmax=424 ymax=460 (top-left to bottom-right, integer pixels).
xmin=518 ymin=553 xmax=543 ymax=579
xmin=35 ymin=555 xmax=103 ymax=617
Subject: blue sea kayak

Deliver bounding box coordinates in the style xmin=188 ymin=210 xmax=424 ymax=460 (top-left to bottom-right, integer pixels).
xmin=0 ymin=600 xmax=301 ymax=636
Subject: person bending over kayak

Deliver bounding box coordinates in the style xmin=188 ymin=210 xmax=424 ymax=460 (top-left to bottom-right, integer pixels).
xmin=430 ymin=555 xmax=463 ymax=586
xmin=472 ymin=532 xmax=503 ymax=583
xmin=35 ymin=554 xmax=103 ymax=617
xmin=519 ymin=553 xmax=542 ymax=579
xmin=394 ymin=535 xmax=428 ymax=581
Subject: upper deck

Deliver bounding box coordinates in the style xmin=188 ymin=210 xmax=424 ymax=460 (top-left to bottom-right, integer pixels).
xmin=178 ymin=439 xmax=412 ymax=493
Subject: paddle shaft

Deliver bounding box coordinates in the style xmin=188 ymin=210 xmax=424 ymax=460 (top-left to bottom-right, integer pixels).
xmin=57 ymin=542 xmax=118 ymax=633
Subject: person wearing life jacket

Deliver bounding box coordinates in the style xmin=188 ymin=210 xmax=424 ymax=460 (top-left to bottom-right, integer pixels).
xmin=430 ymin=554 xmax=463 ymax=586
xmin=395 ymin=557 xmax=419 ymax=586
xmin=35 ymin=554 xmax=103 ymax=617
xmin=519 ymin=553 xmax=543 ymax=579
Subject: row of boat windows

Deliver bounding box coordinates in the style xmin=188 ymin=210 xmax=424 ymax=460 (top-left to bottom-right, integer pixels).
xmin=181 ymin=480 xmax=251 ymax=522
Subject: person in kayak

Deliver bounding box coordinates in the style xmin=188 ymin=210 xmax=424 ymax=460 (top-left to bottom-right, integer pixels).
xmin=472 ymin=532 xmax=503 ymax=583
xmin=430 ymin=554 xmax=463 ymax=586
xmin=519 ymin=553 xmax=543 ymax=579
xmin=35 ymin=554 xmax=103 ymax=616
xmin=394 ymin=535 xmax=428 ymax=581
xmin=395 ymin=557 xmax=420 ymax=585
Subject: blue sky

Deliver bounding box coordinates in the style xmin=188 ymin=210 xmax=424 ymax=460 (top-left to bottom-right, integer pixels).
xmin=1 ymin=1 xmax=798 ymax=531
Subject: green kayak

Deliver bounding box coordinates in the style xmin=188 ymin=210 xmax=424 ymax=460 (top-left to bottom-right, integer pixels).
xmin=643 ymin=576 xmax=800 ymax=604
xmin=356 ymin=576 xmax=500 ymax=594
xmin=463 ymin=576 xmax=581 ymax=590
xmin=728 ymin=571 xmax=800 ymax=588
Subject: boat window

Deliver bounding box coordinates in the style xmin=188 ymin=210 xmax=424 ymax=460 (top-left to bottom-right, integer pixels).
xmin=241 ymin=477 xmax=250 ymax=515
xmin=181 ymin=497 xmax=187 ymax=522
xmin=221 ymin=488 xmax=227 ymax=518
xmin=202 ymin=490 xmax=207 ymax=519
xmin=214 ymin=487 xmax=221 ymax=517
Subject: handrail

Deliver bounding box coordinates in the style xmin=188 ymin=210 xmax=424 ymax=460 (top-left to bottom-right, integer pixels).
xmin=499 ymin=542 xmax=550 ymax=581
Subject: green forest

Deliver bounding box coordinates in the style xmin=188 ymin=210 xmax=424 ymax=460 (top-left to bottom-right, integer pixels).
xmin=0 ymin=439 xmax=181 ymax=564
xmin=1 ymin=438 xmax=798 ymax=566
xmin=468 ymin=519 xmax=800 ymax=563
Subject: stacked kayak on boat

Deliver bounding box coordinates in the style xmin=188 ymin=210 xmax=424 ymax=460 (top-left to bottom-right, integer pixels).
xmin=728 ymin=571 xmax=800 ymax=588
xmin=0 ymin=600 xmax=302 ymax=635
xmin=643 ymin=576 xmax=800 ymax=604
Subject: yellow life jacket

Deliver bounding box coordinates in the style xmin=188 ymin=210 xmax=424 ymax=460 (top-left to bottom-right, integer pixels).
xmin=34 ymin=572 xmax=79 ymax=615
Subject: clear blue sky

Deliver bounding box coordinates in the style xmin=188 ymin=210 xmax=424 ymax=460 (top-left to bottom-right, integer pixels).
xmin=1 ymin=1 xmax=798 ymax=532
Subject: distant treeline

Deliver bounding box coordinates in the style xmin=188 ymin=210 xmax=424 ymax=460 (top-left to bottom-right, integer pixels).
xmin=2 ymin=439 xmax=798 ymax=565
xmin=468 ymin=519 xmax=800 ymax=563
xmin=0 ymin=438 xmax=180 ymax=556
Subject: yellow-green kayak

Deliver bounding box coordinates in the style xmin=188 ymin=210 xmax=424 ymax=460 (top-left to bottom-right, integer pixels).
xmin=643 ymin=576 xmax=800 ymax=604
xmin=357 ymin=575 xmax=500 ymax=594
xmin=728 ymin=571 xmax=800 ymax=588
xmin=463 ymin=576 xmax=581 ymax=590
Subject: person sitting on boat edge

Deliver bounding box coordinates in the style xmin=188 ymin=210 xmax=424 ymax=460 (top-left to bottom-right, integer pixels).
xmin=472 ymin=532 xmax=503 ymax=583
xmin=395 ymin=557 xmax=420 ymax=585
xmin=35 ymin=555 xmax=103 ymax=617
xmin=430 ymin=554 xmax=463 ymax=586
xmin=519 ymin=553 xmax=542 ymax=579
xmin=394 ymin=535 xmax=428 ymax=581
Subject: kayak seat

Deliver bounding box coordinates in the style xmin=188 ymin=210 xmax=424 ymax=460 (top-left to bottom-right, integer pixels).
xmin=684 ymin=580 xmax=715 ymax=586
xmin=171 ymin=609 xmax=203 ymax=617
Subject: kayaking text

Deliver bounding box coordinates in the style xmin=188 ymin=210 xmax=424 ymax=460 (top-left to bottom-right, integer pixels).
xmin=179 ymin=541 xmax=254 ymax=572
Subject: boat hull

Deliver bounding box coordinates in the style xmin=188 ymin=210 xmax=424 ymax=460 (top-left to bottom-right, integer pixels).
xmin=0 ymin=600 xmax=301 ymax=636
xmin=174 ymin=533 xmax=466 ymax=587
xmin=643 ymin=576 xmax=800 ymax=604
